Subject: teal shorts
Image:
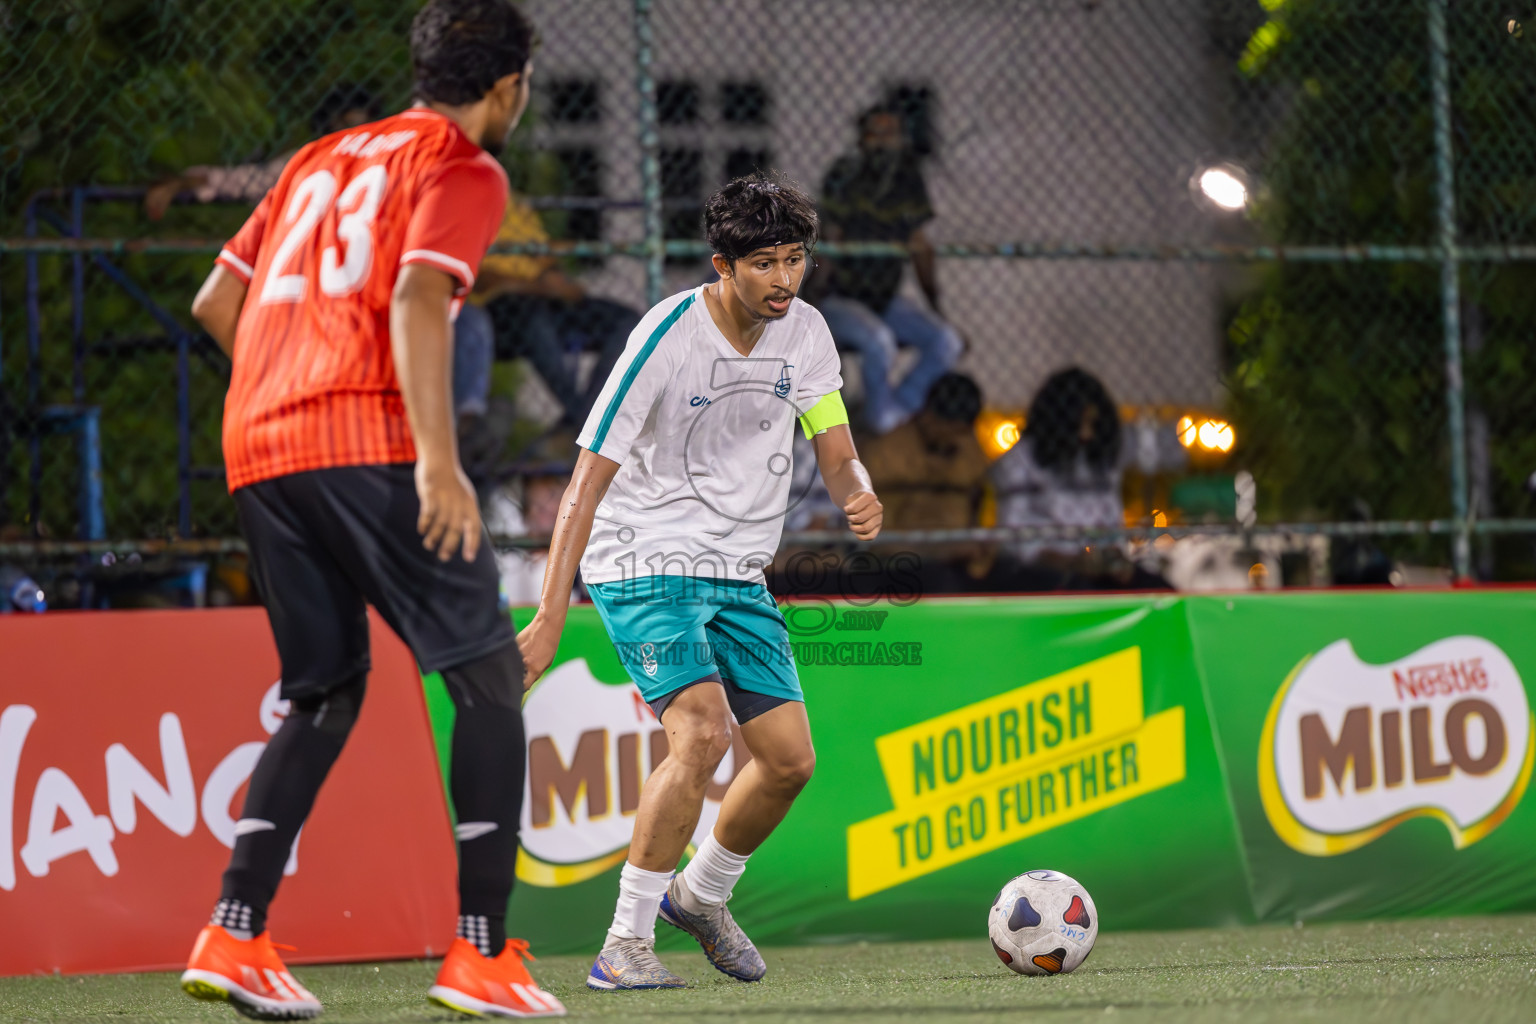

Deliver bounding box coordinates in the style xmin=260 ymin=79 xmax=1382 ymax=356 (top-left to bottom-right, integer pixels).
xmin=586 ymin=576 xmax=803 ymax=705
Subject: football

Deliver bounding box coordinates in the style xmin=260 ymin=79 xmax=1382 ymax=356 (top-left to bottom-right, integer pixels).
xmin=988 ymin=869 xmax=1098 ymax=975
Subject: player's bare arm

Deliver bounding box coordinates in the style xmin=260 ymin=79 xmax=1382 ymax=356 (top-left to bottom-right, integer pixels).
xmin=813 ymin=423 xmax=883 ymax=541
xmin=189 ymin=264 xmax=247 ymax=358
xmin=391 ymin=263 xmax=481 ymax=563
xmin=518 ymin=447 xmax=622 ymax=685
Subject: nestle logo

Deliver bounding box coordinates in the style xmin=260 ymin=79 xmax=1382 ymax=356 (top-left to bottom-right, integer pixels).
xmin=1392 ymin=659 xmax=1490 ymax=701
xmin=1260 ymin=636 xmax=1533 ymax=857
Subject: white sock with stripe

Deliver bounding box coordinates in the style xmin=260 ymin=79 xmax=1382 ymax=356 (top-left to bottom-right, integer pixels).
xmin=605 ymin=862 xmax=672 ymax=945
xmin=678 ymin=832 xmax=750 ymax=912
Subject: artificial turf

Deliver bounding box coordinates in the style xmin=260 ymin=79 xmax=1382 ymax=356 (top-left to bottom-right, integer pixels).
xmin=4 ymin=914 xmax=1534 ymax=1023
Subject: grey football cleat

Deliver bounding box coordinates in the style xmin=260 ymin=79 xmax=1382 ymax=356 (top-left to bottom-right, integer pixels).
xmin=657 ymin=875 xmax=767 ymax=982
xmin=586 ymin=936 xmax=687 ymax=990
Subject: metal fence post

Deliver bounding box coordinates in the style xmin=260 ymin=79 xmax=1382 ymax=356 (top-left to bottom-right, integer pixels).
xmin=1428 ymin=0 xmax=1471 ymax=581
xmin=25 ymin=202 xmax=42 ymax=536
xmin=72 ymin=188 xmax=85 ymax=404
xmin=633 ymin=0 xmax=664 ymax=308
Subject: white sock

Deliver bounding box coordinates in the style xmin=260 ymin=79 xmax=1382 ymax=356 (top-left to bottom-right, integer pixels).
xmin=679 ymin=832 xmax=750 ymax=911
xmin=606 ymin=862 xmax=672 ymax=944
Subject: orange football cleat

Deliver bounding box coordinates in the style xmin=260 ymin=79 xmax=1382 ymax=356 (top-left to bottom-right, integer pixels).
xmin=180 ymin=925 xmax=322 ymax=1020
xmin=428 ymin=937 xmax=566 ymax=1018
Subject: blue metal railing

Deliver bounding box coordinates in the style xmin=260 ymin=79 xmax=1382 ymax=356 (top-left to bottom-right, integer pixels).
xmin=17 ymin=186 xmax=228 ymax=539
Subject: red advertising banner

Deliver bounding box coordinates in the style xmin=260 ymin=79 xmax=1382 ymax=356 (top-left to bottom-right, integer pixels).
xmin=0 ymin=608 xmax=457 ymax=976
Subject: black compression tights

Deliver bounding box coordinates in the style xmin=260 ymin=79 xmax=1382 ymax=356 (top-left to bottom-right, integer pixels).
xmin=219 ymin=674 xmax=366 ymax=934
xmin=216 ymin=643 xmax=526 ymax=944
xmin=441 ymin=644 xmax=527 ymax=954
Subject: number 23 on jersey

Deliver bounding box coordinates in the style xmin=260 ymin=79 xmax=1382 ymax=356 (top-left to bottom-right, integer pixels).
xmin=260 ymin=165 xmax=388 ymax=305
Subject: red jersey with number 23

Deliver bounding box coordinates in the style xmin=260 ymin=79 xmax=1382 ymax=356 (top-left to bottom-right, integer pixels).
xmin=216 ymin=109 xmax=508 ymax=491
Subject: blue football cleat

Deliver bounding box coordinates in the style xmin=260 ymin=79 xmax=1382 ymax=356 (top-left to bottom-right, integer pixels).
xmin=658 ymin=875 xmax=766 ymax=982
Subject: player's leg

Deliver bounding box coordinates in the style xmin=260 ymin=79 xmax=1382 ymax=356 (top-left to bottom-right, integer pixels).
xmin=819 ymin=295 xmax=904 ymax=433
xmin=309 ymin=465 xmax=563 ymax=1017
xmin=588 ymin=679 xmax=734 ymax=991
xmin=182 ymin=475 xmax=372 ymax=1020
xmin=884 ymin=293 xmax=964 ymax=414
xmin=710 ymin=699 xmax=815 ymax=855
xmin=583 ymin=577 xmax=733 ymax=989
xmin=694 ymin=585 xmax=809 ymax=857
xmin=658 ymin=583 xmax=807 ymax=982
xmin=439 ymin=646 xmax=526 ymax=958
xmin=629 ymin=681 xmax=737 ymax=872
xmin=427 ymin=643 xmax=565 ymax=1017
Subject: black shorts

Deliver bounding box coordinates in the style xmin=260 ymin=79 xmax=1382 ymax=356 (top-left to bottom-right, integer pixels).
xmin=647 ymin=674 xmax=792 ymax=725
xmin=235 ymin=464 xmax=517 ymax=701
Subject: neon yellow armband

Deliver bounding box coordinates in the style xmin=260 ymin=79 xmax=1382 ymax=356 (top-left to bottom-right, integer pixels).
xmin=799 ymin=390 xmax=850 ymax=440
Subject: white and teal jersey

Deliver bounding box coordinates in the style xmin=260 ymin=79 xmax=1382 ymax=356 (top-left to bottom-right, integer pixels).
xmin=576 ymin=285 xmax=842 ymax=586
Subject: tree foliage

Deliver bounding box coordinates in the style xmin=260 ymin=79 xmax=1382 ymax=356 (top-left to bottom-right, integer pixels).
xmin=1226 ymin=0 xmax=1536 ymax=537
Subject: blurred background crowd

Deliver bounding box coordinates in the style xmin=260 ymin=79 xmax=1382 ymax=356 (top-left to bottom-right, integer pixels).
xmin=6 ymin=0 xmax=1536 ymax=610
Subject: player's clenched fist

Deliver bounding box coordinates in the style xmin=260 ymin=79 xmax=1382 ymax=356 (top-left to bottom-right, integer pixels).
xmin=516 ymin=614 xmax=560 ymax=688
xmin=416 ymin=458 xmax=483 ymax=562
xmin=843 ymin=490 xmax=883 ymax=541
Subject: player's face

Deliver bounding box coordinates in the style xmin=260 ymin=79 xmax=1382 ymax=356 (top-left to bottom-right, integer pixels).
xmin=484 ymin=61 xmax=533 ymax=156
xmin=727 ymin=244 xmax=809 ymax=320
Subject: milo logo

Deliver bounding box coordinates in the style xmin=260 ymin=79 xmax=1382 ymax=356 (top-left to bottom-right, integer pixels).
xmin=517 ymin=660 xmax=750 ymax=886
xmin=1259 ymin=637 xmax=1534 ymax=856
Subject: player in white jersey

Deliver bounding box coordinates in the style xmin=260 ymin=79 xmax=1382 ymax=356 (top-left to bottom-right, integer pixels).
xmin=517 ymin=174 xmax=882 ymax=988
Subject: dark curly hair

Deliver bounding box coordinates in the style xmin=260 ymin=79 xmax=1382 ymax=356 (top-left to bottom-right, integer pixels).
xmin=410 ymin=0 xmax=535 ymax=107
xmin=1026 ymin=367 xmax=1121 ymax=473
xmin=703 ymin=172 xmax=820 ymax=262
xmin=924 ymin=372 xmax=982 ymax=424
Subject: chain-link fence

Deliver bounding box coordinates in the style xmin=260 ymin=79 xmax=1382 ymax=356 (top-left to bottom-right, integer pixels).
xmin=5 ymin=0 xmax=1536 ymax=605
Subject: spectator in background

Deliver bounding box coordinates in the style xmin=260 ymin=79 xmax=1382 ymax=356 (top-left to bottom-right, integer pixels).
xmin=143 ymin=84 xmax=382 ymax=219
xmin=482 ymin=467 xmax=578 ymax=608
xmin=991 ymin=367 xmax=1167 ymax=590
xmin=452 ymin=191 xmax=640 ymax=441
xmin=858 ymin=372 xmax=992 ymax=591
xmin=859 ymin=372 xmax=989 ymax=531
xmin=819 ymin=105 xmax=962 ymax=434
xmin=774 ymin=373 xmax=990 ymax=596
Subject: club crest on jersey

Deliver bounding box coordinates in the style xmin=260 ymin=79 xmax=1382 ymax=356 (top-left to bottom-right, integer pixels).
xmin=639 ymin=643 xmax=659 ymax=677
xmin=775 ymin=364 xmax=794 ymax=399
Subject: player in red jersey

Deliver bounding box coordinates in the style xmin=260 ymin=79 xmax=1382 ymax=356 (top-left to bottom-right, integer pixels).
xmin=178 ymin=1 xmax=564 ymax=1018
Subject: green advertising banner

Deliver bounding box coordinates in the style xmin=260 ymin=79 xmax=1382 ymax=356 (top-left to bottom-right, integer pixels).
xmin=428 ymin=596 xmax=1250 ymax=955
xmin=422 ymin=591 xmax=1536 ymax=957
xmin=1187 ymin=591 xmax=1536 ymax=924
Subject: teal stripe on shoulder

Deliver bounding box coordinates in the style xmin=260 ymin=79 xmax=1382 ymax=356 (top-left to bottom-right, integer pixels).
xmin=589 ymin=293 xmax=695 ymax=453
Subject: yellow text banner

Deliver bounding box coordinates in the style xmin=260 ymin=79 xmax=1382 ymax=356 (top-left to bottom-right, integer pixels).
xmin=874 ymin=647 xmax=1145 ymax=808
xmin=848 ymin=707 xmax=1185 ymax=900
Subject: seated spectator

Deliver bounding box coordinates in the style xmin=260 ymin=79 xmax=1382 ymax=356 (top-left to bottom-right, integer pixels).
xmin=819 ymin=105 xmax=962 ymax=434
xmin=452 ymin=192 xmax=640 ymax=436
xmin=482 ymin=468 xmax=575 ymax=608
xmin=144 ymin=84 xmax=381 ymax=219
xmin=991 ymin=367 xmax=1167 ymax=591
xmin=858 ymin=372 xmax=989 ymax=531
xmin=855 ymin=372 xmax=993 ymax=593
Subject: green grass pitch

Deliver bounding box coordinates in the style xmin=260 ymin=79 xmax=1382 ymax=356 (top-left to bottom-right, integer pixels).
xmin=4 ymin=915 xmax=1534 ymax=1023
